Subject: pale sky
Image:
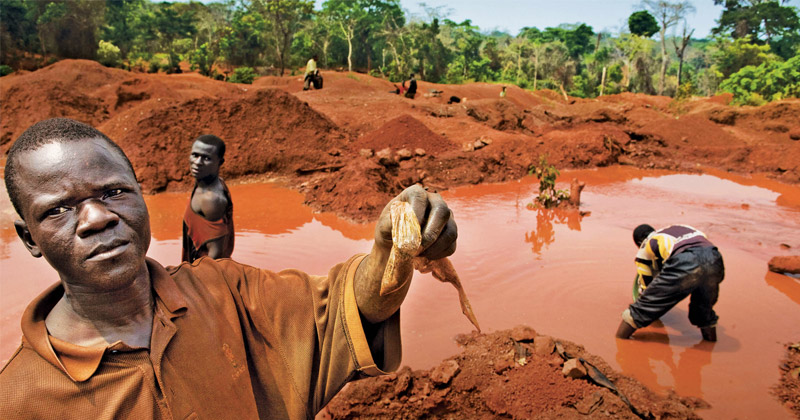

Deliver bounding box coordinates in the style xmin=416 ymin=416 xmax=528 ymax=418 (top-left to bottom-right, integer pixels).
xmin=186 ymin=0 xmax=800 ymax=39
xmin=394 ymin=0 xmax=800 ymax=38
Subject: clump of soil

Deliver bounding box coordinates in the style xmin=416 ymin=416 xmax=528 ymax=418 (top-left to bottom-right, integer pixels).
xmin=768 ymin=256 xmax=800 ymax=274
xmin=350 ymin=114 xmax=456 ymax=156
xmin=323 ymin=327 xmax=704 ymax=419
xmin=773 ymin=341 xmax=800 ymax=417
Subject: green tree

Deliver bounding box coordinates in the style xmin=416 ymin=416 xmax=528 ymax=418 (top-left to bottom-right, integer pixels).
xmin=28 ymin=0 xmax=104 ymax=60
xmin=102 ymin=0 xmax=148 ymax=58
xmin=712 ymin=35 xmax=776 ymax=77
xmin=0 ymin=0 xmax=38 ymax=65
xmin=713 ymin=0 xmax=800 ymax=59
xmin=152 ymin=2 xmax=197 ymax=72
xmin=255 ymin=0 xmax=314 ymax=76
xmin=628 ymin=10 xmax=659 ymax=37
xmin=322 ymin=0 xmax=368 ymax=71
xmin=220 ymin=8 xmax=268 ymax=67
xmin=641 ymin=0 xmax=695 ymax=95
xmin=719 ymin=55 xmax=800 ymax=103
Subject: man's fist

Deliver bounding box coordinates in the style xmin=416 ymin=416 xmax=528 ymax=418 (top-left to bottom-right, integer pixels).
xmin=375 ymin=184 xmax=457 ymax=261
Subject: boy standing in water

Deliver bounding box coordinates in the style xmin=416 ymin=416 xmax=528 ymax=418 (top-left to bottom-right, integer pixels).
xmin=182 ymin=134 xmax=234 ymax=262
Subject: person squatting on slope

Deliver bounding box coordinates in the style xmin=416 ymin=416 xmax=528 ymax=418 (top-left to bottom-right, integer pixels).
xmin=616 ymin=224 xmax=725 ymax=342
xmin=303 ymin=55 xmax=322 ymax=90
xmin=0 ymin=117 xmax=458 ymax=419
xmin=182 ymin=134 xmax=234 ymax=263
xmin=403 ymin=73 xmax=417 ymax=99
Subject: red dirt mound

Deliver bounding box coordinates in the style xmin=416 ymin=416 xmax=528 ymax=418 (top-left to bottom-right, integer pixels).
xmin=102 ymin=88 xmax=344 ymax=192
xmin=322 ymin=327 xmax=704 ymax=419
xmin=350 ymin=114 xmax=456 ymax=156
xmin=773 ymin=341 xmax=800 ymax=417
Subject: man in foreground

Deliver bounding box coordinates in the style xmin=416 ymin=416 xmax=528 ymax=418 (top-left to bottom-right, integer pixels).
xmin=616 ymin=224 xmax=724 ymax=342
xmin=182 ymin=134 xmax=234 ymax=262
xmin=1 ymin=118 xmax=457 ymax=419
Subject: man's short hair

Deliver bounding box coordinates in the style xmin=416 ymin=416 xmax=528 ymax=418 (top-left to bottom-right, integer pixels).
xmin=633 ymin=224 xmax=655 ymax=247
xmin=4 ymin=118 xmax=135 ymax=219
xmin=195 ymin=134 xmax=225 ymax=160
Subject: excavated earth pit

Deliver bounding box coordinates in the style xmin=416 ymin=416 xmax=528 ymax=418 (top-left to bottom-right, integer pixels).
xmin=2 ymin=60 xmax=800 ymax=418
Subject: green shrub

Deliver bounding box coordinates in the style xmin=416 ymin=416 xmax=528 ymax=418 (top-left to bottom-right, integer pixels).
xmin=0 ymin=65 xmax=12 ymax=77
xmin=188 ymin=42 xmax=217 ymax=77
xmin=528 ymin=155 xmax=570 ymax=208
xmin=675 ymin=81 xmax=695 ymax=100
xmin=228 ymin=66 xmax=257 ymax=84
xmin=148 ymin=53 xmax=170 ymax=73
xmin=720 ymin=55 xmax=800 ymax=104
xmin=97 ymin=40 xmax=122 ymax=68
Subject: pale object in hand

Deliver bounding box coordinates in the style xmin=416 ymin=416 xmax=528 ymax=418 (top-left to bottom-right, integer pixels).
xmin=380 ymin=201 xmax=480 ymax=332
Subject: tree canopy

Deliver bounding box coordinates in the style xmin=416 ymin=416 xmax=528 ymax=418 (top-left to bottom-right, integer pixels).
xmin=1 ymin=0 xmax=797 ymax=104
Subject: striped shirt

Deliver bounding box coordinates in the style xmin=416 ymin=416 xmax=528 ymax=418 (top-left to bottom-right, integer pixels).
xmin=635 ymin=225 xmax=713 ymax=290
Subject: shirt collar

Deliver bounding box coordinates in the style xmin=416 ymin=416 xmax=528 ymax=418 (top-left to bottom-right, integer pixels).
xmin=19 ymin=257 xmax=188 ymax=382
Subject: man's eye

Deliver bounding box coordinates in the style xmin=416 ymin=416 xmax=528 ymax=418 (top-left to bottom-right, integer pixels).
xmin=45 ymin=207 xmax=70 ymax=217
xmin=104 ymin=189 xmax=125 ymax=199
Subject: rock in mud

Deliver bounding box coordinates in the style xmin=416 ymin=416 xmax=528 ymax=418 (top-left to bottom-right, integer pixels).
xmin=359 ymin=148 xmax=373 ymax=158
xmin=510 ymin=325 xmax=536 ymax=342
xmin=534 ymin=336 xmax=555 ymax=356
xmin=376 ymin=148 xmax=396 ymax=166
xmin=568 ymin=178 xmax=585 ymax=207
xmin=563 ymin=358 xmax=587 ymax=379
xmin=431 ymin=360 xmax=460 ymax=386
xmin=395 ymin=148 xmax=413 ymax=160
xmin=414 ymin=148 xmax=426 ymax=157
xmin=768 ymin=256 xmax=800 ymax=274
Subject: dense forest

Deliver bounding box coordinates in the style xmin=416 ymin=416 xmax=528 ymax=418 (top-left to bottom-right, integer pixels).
xmin=1 ymin=0 xmax=798 ymax=104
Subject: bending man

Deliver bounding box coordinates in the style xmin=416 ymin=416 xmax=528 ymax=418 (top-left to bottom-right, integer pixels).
xmin=1 ymin=118 xmax=457 ymax=419
xmin=182 ymin=134 xmax=234 ymax=262
xmin=616 ymin=224 xmax=724 ymax=341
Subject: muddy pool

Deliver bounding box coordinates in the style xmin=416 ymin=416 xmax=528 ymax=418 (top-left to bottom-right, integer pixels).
xmin=1 ymin=166 xmax=798 ymax=419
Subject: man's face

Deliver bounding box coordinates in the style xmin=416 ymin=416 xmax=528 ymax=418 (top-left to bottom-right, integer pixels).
xmin=189 ymin=141 xmax=222 ymax=181
xmin=13 ymin=139 xmax=151 ymax=290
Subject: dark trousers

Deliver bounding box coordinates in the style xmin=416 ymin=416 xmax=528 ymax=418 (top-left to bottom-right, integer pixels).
xmin=629 ymin=246 xmax=724 ymax=328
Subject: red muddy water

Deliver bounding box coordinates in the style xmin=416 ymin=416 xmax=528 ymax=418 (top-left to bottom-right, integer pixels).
xmin=1 ymin=167 xmax=799 ymax=419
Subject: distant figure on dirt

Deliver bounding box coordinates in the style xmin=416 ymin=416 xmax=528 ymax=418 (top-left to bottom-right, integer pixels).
xmin=500 ymin=86 xmax=507 ymax=98
xmin=182 ymin=134 xmax=234 ymax=263
xmin=303 ymin=54 xmax=323 ymax=90
xmin=0 ymin=117 xmax=457 ymax=419
xmin=616 ymin=224 xmax=725 ymax=342
xmin=403 ymin=73 xmax=417 ymax=99
xmin=448 ymin=95 xmax=461 ymax=104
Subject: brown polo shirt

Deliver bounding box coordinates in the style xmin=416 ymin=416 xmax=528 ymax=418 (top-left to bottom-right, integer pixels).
xmin=0 ymin=254 xmax=401 ymax=419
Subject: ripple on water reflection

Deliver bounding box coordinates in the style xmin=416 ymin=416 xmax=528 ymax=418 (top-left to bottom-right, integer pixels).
xmin=1 ymin=167 xmax=799 ymax=419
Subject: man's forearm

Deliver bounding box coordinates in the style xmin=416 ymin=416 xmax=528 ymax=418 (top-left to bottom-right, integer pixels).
xmin=353 ymin=244 xmax=411 ymax=324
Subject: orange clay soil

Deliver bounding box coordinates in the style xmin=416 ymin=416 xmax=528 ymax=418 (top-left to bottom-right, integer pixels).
xmin=774 ymin=341 xmax=800 ymax=418
xmin=320 ymin=327 xmax=706 ymax=419
xmin=2 ymin=60 xmax=799 ymax=223
xmin=2 ymin=60 xmax=799 ymax=416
